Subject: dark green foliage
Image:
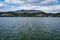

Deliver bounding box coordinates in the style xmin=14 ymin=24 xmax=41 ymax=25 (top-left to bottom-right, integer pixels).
xmin=0 ymin=12 xmax=60 ymax=17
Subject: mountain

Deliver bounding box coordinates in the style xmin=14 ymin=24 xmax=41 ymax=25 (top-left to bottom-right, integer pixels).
xmin=14 ymin=10 xmax=45 ymax=13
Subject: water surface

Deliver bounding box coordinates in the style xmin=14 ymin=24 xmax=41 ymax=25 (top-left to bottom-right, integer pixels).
xmin=0 ymin=17 xmax=60 ymax=40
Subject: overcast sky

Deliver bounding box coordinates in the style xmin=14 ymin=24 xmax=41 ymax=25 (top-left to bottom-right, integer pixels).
xmin=0 ymin=0 xmax=60 ymax=13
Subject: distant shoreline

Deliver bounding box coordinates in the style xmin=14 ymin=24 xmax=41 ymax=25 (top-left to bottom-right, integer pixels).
xmin=0 ymin=16 xmax=59 ymax=17
xmin=0 ymin=11 xmax=60 ymax=17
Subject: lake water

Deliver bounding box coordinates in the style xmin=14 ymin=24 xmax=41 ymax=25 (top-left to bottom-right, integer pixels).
xmin=0 ymin=17 xmax=60 ymax=40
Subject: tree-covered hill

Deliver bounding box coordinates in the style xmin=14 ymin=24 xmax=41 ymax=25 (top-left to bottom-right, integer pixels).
xmin=0 ymin=10 xmax=60 ymax=17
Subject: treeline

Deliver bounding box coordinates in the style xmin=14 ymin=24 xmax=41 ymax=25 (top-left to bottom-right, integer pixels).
xmin=0 ymin=12 xmax=60 ymax=17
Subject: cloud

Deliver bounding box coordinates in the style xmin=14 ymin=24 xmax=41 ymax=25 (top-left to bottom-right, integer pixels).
xmin=4 ymin=0 xmax=58 ymax=6
xmin=7 ymin=4 xmax=60 ymax=13
xmin=5 ymin=0 xmax=58 ymax=5
xmin=0 ymin=3 xmax=6 ymax=7
xmin=0 ymin=3 xmax=7 ymax=12
xmin=0 ymin=0 xmax=60 ymax=13
xmin=5 ymin=0 xmax=24 ymax=4
xmin=40 ymin=0 xmax=58 ymax=4
xmin=38 ymin=5 xmax=60 ymax=13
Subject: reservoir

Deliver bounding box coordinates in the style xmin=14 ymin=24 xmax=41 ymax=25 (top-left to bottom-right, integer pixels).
xmin=0 ymin=17 xmax=60 ymax=40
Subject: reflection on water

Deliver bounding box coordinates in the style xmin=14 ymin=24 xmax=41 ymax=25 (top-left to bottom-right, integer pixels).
xmin=0 ymin=17 xmax=60 ymax=40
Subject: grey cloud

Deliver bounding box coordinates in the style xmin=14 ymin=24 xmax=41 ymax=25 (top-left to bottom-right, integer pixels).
xmin=4 ymin=0 xmax=58 ymax=6
xmin=21 ymin=0 xmax=57 ymax=6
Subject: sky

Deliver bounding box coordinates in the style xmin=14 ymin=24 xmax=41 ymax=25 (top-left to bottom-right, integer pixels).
xmin=0 ymin=0 xmax=60 ymax=13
